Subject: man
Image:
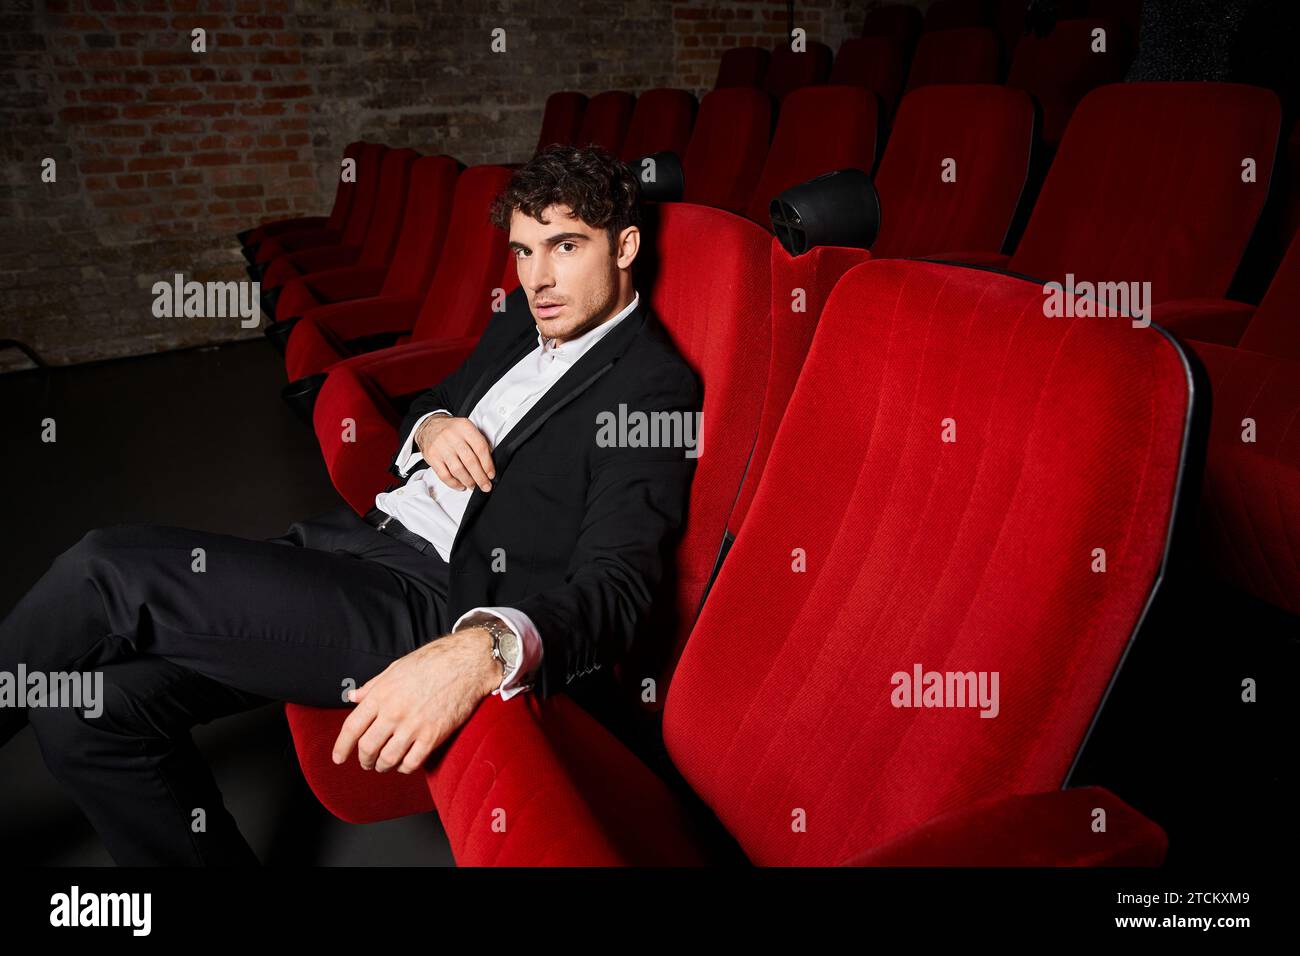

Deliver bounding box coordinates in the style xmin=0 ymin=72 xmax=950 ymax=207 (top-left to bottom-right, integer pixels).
xmin=0 ymin=144 xmax=702 ymax=865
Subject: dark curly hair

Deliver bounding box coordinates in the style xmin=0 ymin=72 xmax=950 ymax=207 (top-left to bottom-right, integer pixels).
xmin=489 ymin=144 xmax=641 ymax=254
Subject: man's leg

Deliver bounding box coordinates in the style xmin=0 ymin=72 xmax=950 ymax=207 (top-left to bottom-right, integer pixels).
xmin=28 ymin=655 xmax=272 ymax=865
xmin=0 ymin=506 xmax=451 ymax=863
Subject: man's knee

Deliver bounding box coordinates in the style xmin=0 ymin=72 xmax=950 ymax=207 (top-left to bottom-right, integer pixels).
xmin=56 ymin=525 xmax=138 ymax=571
xmin=27 ymin=669 xmax=162 ymax=772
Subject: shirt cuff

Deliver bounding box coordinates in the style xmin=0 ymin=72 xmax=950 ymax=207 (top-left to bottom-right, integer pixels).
xmin=453 ymin=607 xmax=544 ymax=700
xmin=396 ymin=410 xmax=451 ymax=477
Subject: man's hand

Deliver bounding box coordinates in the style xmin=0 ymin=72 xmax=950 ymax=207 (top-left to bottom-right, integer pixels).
xmin=332 ymin=627 xmax=503 ymax=773
xmin=416 ymin=414 xmax=496 ymax=492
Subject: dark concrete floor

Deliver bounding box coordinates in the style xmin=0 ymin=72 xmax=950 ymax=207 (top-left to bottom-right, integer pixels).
xmin=0 ymin=340 xmax=453 ymax=865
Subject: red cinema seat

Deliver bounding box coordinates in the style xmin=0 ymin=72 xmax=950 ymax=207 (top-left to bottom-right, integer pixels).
xmin=728 ymin=84 xmax=1034 ymax=534
xmin=402 ymin=256 xmax=1187 ymax=865
xmin=535 ymin=91 xmax=587 ymax=154
xmin=725 ymin=239 xmax=872 ymax=537
xmin=830 ymin=37 xmax=906 ymax=119
xmin=238 ymin=140 xmax=363 ymax=249
xmin=904 ymin=27 xmax=1002 ymax=90
xmin=714 ymin=45 xmax=769 ymax=89
xmin=573 ymin=91 xmax=636 ymax=156
xmin=286 ymin=204 xmax=776 ymax=822
xmin=283 ymin=164 xmax=514 ymax=384
xmin=924 ymin=0 xmax=993 ymax=31
xmin=862 ymin=3 xmax=923 ymax=56
xmin=1007 ymin=18 xmax=1132 ymax=148
xmin=253 ymin=142 xmax=387 ymax=266
xmin=260 ymin=147 xmax=418 ymax=295
xmin=743 ymin=85 xmax=881 ymax=227
xmin=271 ymin=156 xmax=460 ymax=327
xmin=618 ymin=88 xmax=696 ymax=162
xmin=764 ymin=41 xmax=833 ymax=100
xmin=1000 ymin=83 xmax=1282 ymax=305
xmin=1179 ymin=232 xmax=1300 ymax=616
xmin=682 ymin=88 xmax=772 ymax=214
xmin=871 ymin=84 xmax=1035 ymax=257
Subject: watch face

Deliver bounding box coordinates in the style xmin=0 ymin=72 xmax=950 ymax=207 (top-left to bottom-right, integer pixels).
xmin=498 ymin=630 xmax=521 ymax=668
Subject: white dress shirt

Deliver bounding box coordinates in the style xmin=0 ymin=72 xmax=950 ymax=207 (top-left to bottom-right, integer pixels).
xmin=374 ymin=291 xmax=640 ymax=700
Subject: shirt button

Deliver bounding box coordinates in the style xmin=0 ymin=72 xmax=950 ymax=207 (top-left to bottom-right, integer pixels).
xmin=497 ymin=404 xmax=506 ymax=415
xmin=396 ymin=489 xmax=405 ymax=496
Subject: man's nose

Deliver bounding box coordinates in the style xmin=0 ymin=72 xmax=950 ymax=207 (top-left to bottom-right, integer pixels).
xmin=524 ymin=255 xmax=553 ymax=291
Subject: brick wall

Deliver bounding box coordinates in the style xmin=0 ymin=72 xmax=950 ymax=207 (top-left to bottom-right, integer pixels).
xmin=0 ymin=0 xmax=886 ymax=373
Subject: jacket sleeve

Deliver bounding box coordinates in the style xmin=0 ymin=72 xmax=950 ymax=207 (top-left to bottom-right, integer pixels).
xmin=513 ymin=359 xmax=702 ymax=699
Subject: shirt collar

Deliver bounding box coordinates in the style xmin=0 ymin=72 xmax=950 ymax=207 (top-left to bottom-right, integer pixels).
xmin=536 ymin=290 xmax=639 ymax=361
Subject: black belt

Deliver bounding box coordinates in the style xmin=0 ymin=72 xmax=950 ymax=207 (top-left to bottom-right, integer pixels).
xmin=363 ymin=507 xmax=436 ymax=555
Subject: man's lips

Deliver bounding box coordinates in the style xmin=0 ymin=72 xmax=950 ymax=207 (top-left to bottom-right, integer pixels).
xmin=535 ymin=301 xmax=564 ymax=318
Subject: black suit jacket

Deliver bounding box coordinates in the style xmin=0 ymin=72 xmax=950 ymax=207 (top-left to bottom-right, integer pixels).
xmin=388 ymin=287 xmax=701 ymax=700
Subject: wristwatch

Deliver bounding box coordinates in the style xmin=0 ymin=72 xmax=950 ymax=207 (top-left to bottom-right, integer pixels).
xmin=475 ymin=616 xmax=521 ymax=678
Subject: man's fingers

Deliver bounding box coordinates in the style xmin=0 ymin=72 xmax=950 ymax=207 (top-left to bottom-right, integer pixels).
xmin=332 ymin=704 xmax=376 ymax=765
xmin=442 ymin=452 xmax=476 ymax=491
xmin=431 ymin=457 xmax=467 ymax=491
xmin=399 ymin=736 xmax=435 ymax=774
xmin=454 ymin=441 xmax=492 ymax=492
xmin=356 ymin=718 xmax=396 ymax=771
xmin=461 ymin=428 xmax=496 ymax=480
xmin=375 ymin=728 xmax=414 ymax=774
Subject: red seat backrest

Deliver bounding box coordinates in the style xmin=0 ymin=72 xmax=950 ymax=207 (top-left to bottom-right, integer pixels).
xmin=726 ymin=240 xmax=873 ymax=536
xmin=1006 ymin=18 xmax=1132 ymax=147
xmin=340 ymin=142 xmax=389 ymax=249
xmin=682 ymin=87 xmax=772 ymax=214
xmin=380 ymin=155 xmax=460 ymax=298
xmin=744 ymin=85 xmax=881 ymax=227
xmin=325 ymin=140 xmax=365 ymax=231
xmin=764 ymin=42 xmax=833 ymax=99
xmin=619 ymin=88 xmax=697 ymax=162
xmin=357 ymin=147 xmax=419 ymax=267
xmin=664 ymin=257 xmax=1192 ymax=865
xmin=714 ymin=46 xmax=769 ymax=89
xmin=872 ymin=84 xmax=1035 ymax=257
xmin=409 ymin=165 xmax=514 ymax=342
xmin=535 ymin=91 xmax=587 ymax=154
xmin=1009 ymin=82 xmax=1282 ymax=303
xmin=830 ymin=37 xmax=905 ymax=118
xmin=616 ymin=202 xmax=774 ymax=703
xmin=863 ymin=3 xmax=922 ymax=54
xmin=905 ymin=27 xmax=1001 ymax=90
xmin=574 ymin=90 xmax=636 ymax=156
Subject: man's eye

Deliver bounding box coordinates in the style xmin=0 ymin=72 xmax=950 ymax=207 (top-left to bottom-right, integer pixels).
xmin=513 ymin=248 xmax=529 ymax=259
xmin=559 ymin=241 xmax=576 ymax=253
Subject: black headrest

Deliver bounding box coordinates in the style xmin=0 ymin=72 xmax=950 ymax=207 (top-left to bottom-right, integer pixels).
xmin=769 ymin=169 xmax=880 ymax=256
xmin=631 ymin=151 xmax=685 ymax=203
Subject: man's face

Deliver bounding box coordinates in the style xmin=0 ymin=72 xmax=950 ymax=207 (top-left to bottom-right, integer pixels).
xmin=507 ymin=204 xmax=635 ymax=343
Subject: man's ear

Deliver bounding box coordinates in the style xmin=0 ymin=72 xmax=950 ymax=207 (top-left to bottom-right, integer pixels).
xmin=616 ymin=225 xmax=639 ymax=271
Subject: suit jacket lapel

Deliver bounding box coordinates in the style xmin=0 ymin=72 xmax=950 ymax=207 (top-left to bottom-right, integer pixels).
xmin=455 ymin=324 xmax=538 ymax=419
xmin=451 ymin=302 xmax=649 ymax=555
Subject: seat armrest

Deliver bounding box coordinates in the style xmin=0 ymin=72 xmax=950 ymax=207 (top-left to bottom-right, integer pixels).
xmin=1150 ymin=297 xmax=1256 ymax=347
xmin=424 ymin=693 xmax=716 ymax=866
xmin=841 ymin=787 xmax=1167 ymax=866
xmin=304 ymin=294 xmax=424 ymax=341
xmin=328 ymin=336 xmax=481 ymax=397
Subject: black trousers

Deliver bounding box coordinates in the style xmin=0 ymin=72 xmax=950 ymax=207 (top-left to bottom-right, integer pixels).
xmin=0 ymin=505 xmax=451 ymax=865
